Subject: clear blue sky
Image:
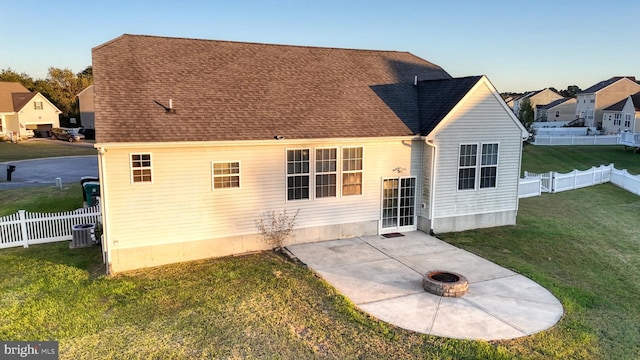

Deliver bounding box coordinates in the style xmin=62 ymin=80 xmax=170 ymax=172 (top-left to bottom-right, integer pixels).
xmin=2 ymin=0 xmax=637 ymax=93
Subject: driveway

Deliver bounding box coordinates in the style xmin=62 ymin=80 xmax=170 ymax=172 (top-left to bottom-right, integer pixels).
xmin=286 ymin=231 xmax=563 ymax=340
xmin=0 ymin=156 xmax=98 ymax=189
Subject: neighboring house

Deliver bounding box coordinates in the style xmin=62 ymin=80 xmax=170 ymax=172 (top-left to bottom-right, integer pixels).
xmin=77 ymin=85 xmax=95 ymax=129
xmin=575 ymin=76 xmax=640 ymax=128
xmin=534 ymin=97 xmax=577 ymax=123
xmin=93 ymin=34 xmax=528 ymax=273
xmin=0 ymin=82 xmax=61 ymax=140
xmin=503 ymin=96 xmax=516 ymax=109
xmin=601 ymin=92 xmax=640 ymax=134
xmin=512 ymin=88 xmax=563 ymax=116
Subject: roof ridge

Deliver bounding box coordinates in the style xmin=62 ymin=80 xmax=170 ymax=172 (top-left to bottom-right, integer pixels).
xmin=93 ymin=33 xmax=417 ymax=56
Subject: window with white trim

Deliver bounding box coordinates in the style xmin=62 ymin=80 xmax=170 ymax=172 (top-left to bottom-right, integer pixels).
xmin=212 ymin=161 xmax=240 ymax=189
xmin=480 ymin=143 xmax=499 ymax=188
xmin=614 ymin=113 xmax=621 ymax=126
xmin=458 ymin=143 xmax=499 ymax=190
xmin=131 ymin=153 xmax=152 ymax=183
xmin=34 ymin=101 xmax=43 ymax=110
xmin=458 ymin=144 xmax=477 ymax=190
xmin=315 ymin=148 xmax=336 ymax=198
xmin=624 ymin=114 xmax=631 ymax=128
xmin=342 ymin=147 xmax=363 ymax=195
xmin=287 ymin=149 xmax=310 ymax=200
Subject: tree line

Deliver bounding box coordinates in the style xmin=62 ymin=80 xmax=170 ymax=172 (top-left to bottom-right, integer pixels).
xmin=0 ymin=67 xmax=93 ymax=126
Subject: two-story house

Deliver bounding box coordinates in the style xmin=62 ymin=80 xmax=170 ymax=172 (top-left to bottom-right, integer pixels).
xmin=0 ymin=82 xmax=61 ymax=140
xmin=575 ymin=76 xmax=640 ymax=128
xmin=534 ymin=97 xmax=577 ymax=123
xmin=511 ymin=88 xmax=563 ymax=116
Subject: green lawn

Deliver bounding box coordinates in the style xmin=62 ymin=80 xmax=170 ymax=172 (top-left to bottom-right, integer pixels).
xmin=1 ymin=145 xmax=639 ymax=359
xmin=522 ymin=144 xmax=640 ymax=174
xmin=0 ymin=140 xmax=96 ymax=162
xmin=0 ymin=184 xmax=84 ymax=217
xmin=439 ymin=184 xmax=640 ymax=359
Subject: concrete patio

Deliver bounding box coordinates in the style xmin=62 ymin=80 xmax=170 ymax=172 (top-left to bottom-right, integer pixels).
xmin=286 ymin=231 xmax=563 ymax=340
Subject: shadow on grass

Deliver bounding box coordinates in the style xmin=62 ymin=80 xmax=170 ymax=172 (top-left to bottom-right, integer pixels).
xmin=3 ymin=241 xmax=105 ymax=277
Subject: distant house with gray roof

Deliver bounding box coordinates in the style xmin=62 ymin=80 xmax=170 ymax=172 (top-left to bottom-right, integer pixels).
xmin=575 ymin=76 xmax=640 ymax=128
xmin=511 ymin=88 xmax=563 ymax=116
xmin=535 ymin=97 xmax=577 ymax=123
xmin=92 ymin=34 xmax=528 ymax=273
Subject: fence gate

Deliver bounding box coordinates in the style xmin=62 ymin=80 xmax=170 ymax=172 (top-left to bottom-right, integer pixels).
xmin=524 ymin=171 xmax=553 ymax=193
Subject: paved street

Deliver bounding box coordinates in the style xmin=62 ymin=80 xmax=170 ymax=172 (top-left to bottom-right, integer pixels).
xmin=0 ymin=156 xmax=98 ymax=189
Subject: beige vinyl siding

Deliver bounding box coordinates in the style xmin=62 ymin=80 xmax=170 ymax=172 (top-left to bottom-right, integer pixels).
xmin=102 ymin=139 xmax=417 ymax=249
xmin=430 ymin=82 xmax=521 ymax=219
xmin=18 ymin=94 xmax=60 ymax=128
xmin=545 ymin=99 xmax=577 ymax=123
xmin=594 ymin=79 xmax=640 ymax=126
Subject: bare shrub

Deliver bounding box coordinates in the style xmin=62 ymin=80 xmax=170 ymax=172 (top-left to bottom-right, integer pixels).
xmin=256 ymin=209 xmax=300 ymax=251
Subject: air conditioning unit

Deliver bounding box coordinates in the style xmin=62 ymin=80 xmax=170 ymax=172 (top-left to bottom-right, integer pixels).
xmin=70 ymin=223 xmax=96 ymax=248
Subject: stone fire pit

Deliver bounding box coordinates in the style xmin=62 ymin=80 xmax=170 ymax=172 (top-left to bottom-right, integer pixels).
xmin=422 ymin=270 xmax=468 ymax=297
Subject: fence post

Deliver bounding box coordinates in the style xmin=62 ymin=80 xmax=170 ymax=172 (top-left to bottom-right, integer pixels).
xmin=18 ymin=210 xmax=29 ymax=248
xmin=550 ymin=171 xmax=556 ymax=193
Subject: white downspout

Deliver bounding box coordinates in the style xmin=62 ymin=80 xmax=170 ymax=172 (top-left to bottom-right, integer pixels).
xmin=425 ymin=139 xmax=437 ymax=232
xmin=95 ymin=145 xmax=112 ymax=275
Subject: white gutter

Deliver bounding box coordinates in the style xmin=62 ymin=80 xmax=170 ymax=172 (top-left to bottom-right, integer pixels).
xmin=96 ymin=135 xmax=422 ymax=150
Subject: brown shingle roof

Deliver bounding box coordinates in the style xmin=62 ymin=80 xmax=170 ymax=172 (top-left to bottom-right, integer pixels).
xmin=12 ymin=92 xmax=38 ymax=111
xmin=0 ymin=82 xmax=31 ymax=112
xmin=92 ymin=34 xmax=451 ymax=142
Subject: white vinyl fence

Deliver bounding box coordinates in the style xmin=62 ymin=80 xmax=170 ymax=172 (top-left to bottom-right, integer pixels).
xmin=531 ymin=135 xmax=619 ymax=146
xmin=520 ymin=164 xmax=640 ymax=197
xmin=534 ymin=127 xmax=588 ymax=136
xmin=518 ymin=178 xmax=542 ymax=198
xmin=610 ymin=168 xmax=640 ymax=195
xmin=619 ymin=132 xmax=640 ymax=148
xmin=0 ymin=206 xmax=101 ymax=249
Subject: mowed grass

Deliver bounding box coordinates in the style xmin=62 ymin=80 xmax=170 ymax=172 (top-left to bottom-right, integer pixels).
xmin=0 ymin=184 xmax=84 ymax=217
xmin=0 ymin=145 xmax=639 ymax=359
xmin=0 ymin=140 xmax=96 ymax=162
xmin=439 ymin=184 xmax=640 ymax=359
xmin=522 ymin=144 xmax=640 ymax=174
